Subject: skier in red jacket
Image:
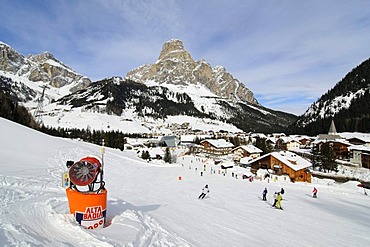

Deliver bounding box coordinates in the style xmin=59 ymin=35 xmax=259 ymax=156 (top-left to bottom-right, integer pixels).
xmin=312 ymin=187 xmax=318 ymax=198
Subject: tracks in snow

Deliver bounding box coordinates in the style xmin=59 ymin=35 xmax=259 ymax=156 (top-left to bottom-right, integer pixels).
xmin=0 ymin=145 xmax=192 ymax=246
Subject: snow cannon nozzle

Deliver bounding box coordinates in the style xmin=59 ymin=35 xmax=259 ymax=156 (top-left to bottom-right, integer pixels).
xmin=67 ymin=156 xmax=105 ymax=193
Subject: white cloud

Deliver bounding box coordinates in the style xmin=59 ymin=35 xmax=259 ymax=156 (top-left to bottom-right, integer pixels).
xmin=1 ymin=0 xmax=370 ymax=115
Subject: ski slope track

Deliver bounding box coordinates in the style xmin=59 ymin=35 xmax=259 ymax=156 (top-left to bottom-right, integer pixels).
xmin=1 ymin=117 xmax=370 ymax=246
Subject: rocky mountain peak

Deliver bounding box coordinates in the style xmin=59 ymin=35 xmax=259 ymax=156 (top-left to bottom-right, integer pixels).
xmin=158 ymin=39 xmax=193 ymax=62
xmin=0 ymin=42 xmax=25 ymax=73
xmin=0 ymin=42 xmax=91 ymax=92
xmin=126 ymin=39 xmax=258 ymax=104
xmin=27 ymin=51 xmax=58 ymax=63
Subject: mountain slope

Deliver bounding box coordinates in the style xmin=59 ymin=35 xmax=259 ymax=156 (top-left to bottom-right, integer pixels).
xmin=1 ymin=40 xmax=296 ymax=134
xmin=1 ymin=117 xmax=370 ymax=246
xmin=0 ymin=41 xmax=91 ymax=94
xmin=289 ymin=58 xmax=370 ymax=135
xmin=46 ymin=77 xmax=296 ymax=133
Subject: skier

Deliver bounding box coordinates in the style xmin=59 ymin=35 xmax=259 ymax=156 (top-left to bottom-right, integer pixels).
xmin=312 ymin=187 xmax=318 ymax=198
xmin=275 ymin=192 xmax=283 ymax=209
xmin=272 ymin=192 xmax=278 ymax=207
xmin=262 ymin=188 xmax=268 ymax=201
xmin=198 ymin=184 xmax=210 ymax=199
xmin=281 ymin=188 xmax=285 ymax=195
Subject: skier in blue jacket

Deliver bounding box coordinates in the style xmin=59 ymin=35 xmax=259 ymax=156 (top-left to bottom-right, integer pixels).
xmin=262 ymin=188 xmax=268 ymax=201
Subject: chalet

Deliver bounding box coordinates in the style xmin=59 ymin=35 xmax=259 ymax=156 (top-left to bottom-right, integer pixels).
xmin=334 ymin=132 xmax=370 ymax=145
xmin=239 ymin=156 xmax=253 ymax=167
xmin=158 ymin=135 xmax=180 ymax=148
xmin=232 ymin=144 xmax=262 ymax=161
xmin=200 ymin=139 xmax=234 ymax=156
xmin=313 ymin=120 xmax=352 ymax=159
xmin=291 ymin=135 xmax=313 ymax=148
xmin=248 ymin=151 xmax=312 ymax=182
xmin=275 ymin=137 xmax=301 ymax=151
xmin=330 ymin=140 xmax=351 ymax=160
xmin=348 ymin=144 xmax=370 ymax=169
xmin=346 ymin=137 xmax=370 ymax=145
xmin=271 ymin=133 xmax=286 ymax=138
xmin=314 ymin=140 xmax=351 ymax=160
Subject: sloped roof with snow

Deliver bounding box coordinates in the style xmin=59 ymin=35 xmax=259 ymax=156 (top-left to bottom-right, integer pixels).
xmin=240 ymin=156 xmax=253 ymax=164
xmin=338 ymin=132 xmax=370 ymax=143
xmin=348 ymin=144 xmax=370 ymax=152
xmin=278 ymin=136 xmax=300 ymax=143
xmin=234 ymin=144 xmax=262 ymax=153
xmin=251 ymin=151 xmax=312 ymax=171
xmin=271 ymin=151 xmax=312 ymax=171
xmin=201 ymin=139 xmax=234 ymax=148
xmin=160 ymin=135 xmax=180 ymax=147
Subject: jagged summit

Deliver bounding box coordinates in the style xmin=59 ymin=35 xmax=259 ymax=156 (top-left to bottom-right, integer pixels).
xmin=158 ymin=39 xmax=194 ymax=62
xmin=0 ymin=43 xmax=91 ymax=92
xmin=127 ymin=39 xmax=258 ymax=104
xmin=28 ymin=51 xmax=58 ymax=62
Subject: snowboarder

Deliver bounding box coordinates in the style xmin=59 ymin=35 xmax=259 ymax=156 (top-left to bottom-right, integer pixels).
xmin=262 ymin=188 xmax=268 ymax=201
xmin=312 ymin=187 xmax=318 ymax=198
xmin=198 ymin=184 xmax=210 ymax=199
xmin=275 ymin=192 xmax=283 ymax=209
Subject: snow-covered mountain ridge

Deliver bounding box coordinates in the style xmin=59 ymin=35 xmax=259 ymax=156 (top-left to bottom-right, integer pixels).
xmin=1 ymin=40 xmax=296 ymax=134
xmin=42 ymin=77 xmax=296 ymax=133
xmin=290 ymin=58 xmax=370 ymax=134
xmin=0 ymin=42 xmax=90 ymax=94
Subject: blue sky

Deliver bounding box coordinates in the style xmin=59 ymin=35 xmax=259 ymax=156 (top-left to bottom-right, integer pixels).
xmin=1 ymin=0 xmax=370 ymax=115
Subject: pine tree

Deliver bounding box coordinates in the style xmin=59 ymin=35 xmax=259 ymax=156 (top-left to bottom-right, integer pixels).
xmin=320 ymin=143 xmax=337 ymax=172
xmin=141 ymin=150 xmax=150 ymax=160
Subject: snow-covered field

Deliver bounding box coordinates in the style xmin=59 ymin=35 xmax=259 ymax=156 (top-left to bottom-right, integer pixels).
xmin=1 ymin=117 xmax=370 ymax=246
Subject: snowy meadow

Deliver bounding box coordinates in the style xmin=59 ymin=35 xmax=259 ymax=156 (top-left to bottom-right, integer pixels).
xmin=0 ymin=117 xmax=370 ymax=246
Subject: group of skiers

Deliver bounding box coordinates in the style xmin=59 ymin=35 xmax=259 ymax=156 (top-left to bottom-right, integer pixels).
xmin=199 ymin=184 xmax=319 ymax=206
xmin=265 ymin=187 xmax=284 ymax=209
xmin=193 ymin=155 xmax=319 ymax=205
xmin=272 ymin=191 xmax=283 ymax=209
xmin=199 ymin=184 xmax=318 ymax=207
xmin=261 ymin=187 xmax=318 ymax=210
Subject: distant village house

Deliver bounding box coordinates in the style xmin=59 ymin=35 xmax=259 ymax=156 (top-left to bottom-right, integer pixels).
xmin=249 ymin=151 xmax=312 ymax=183
xmin=200 ymin=139 xmax=234 ymax=156
xmin=232 ymin=144 xmax=262 ymax=162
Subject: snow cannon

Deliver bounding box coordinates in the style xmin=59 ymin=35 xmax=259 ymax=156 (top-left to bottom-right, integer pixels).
xmin=69 ymin=156 xmax=101 ymax=187
xmin=65 ymin=155 xmax=107 ymax=229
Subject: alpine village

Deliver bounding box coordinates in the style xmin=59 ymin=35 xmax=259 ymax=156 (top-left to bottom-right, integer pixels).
xmin=1 ymin=39 xmax=370 ymax=188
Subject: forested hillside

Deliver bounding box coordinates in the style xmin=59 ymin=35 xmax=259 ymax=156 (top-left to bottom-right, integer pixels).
xmin=289 ymin=58 xmax=370 ymax=135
